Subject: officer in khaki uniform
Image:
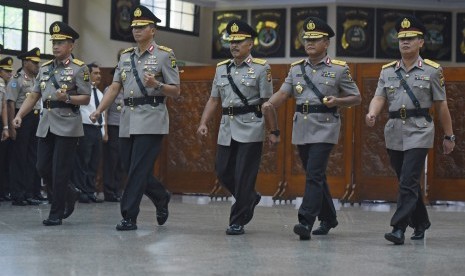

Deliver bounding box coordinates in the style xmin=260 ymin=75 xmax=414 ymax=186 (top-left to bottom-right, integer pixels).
xmin=13 ymin=22 xmax=91 ymax=226
xmin=6 ymin=48 xmax=43 ymax=206
xmin=197 ymin=20 xmax=275 ymax=235
xmin=263 ymin=17 xmax=361 ymax=240
xmin=366 ymin=16 xmax=455 ymax=245
xmin=91 ymin=5 xmax=180 ymax=231
xmin=0 ymin=49 xmax=12 ymax=200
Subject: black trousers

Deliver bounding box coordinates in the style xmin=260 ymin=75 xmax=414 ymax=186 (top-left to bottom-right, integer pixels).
xmin=215 ymin=139 xmax=263 ymax=226
xmin=9 ymin=110 xmax=39 ymax=200
xmin=297 ymin=143 xmax=336 ymax=227
xmin=102 ymin=125 xmax=124 ymax=198
xmin=72 ymin=124 xmax=102 ymax=196
xmin=387 ymin=148 xmax=430 ymax=231
xmin=119 ymin=134 xmax=168 ymax=220
xmin=37 ymin=132 xmax=78 ymax=220
xmin=0 ymin=121 xmax=11 ymax=198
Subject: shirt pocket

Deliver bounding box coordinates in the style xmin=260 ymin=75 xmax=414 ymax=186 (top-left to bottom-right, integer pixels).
xmin=412 ymin=117 xmax=430 ymax=128
xmin=384 ymin=80 xmax=401 ymax=101
xmin=318 ymin=78 xmax=336 ymax=94
xmin=412 ymin=80 xmax=431 ymax=102
xmin=57 ymin=108 xmax=79 ymax=117
xmin=241 ymin=113 xmax=262 ymax=123
xmin=317 ymin=113 xmax=337 ymax=123
xmin=216 ymin=81 xmax=230 ymax=98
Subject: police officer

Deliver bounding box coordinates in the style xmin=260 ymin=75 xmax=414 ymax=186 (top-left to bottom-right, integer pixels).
xmin=366 ymin=16 xmax=455 ymax=245
xmin=90 ymin=5 xmax=180 ymax=231
xmin=197 ymin=20 xmax=275 ymax=235
xmin=6 ymin=48 xmax=43 ymax=206
xmin=12 ymin=22 xmax=91 ymax=226
xmin=262 ymin=17 xmax=361 ymax=240
xmin=0 ymin=55 xmax=12 ymax=201
xmin=0 ymin=57 xmax=13 ymax=83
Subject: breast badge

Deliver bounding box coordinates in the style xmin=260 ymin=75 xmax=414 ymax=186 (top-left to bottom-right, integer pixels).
xmin=295 ymin=84 xmax=303 ymax=94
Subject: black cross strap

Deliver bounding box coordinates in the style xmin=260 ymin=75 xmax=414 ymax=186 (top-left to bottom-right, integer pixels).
xmin=48 ymin=63 xmax=60 ymax=89
xmin=130 ymin=53 xmax=149 ymax=97
xmin=300 ymin=63 xmax=325 ymax=104
xmin=395 ymin=70 xmax=421 ymax=109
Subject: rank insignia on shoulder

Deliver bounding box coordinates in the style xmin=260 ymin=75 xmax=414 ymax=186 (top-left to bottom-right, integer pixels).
xmin=171 ymin=59 xmax=177 ymax=68
xmin=217 ymin=59 xmax=230 ymax=67
xmin=331 ymin=59 xmax=347 ymax=66
xmin=42 ymin=60 xmax=53 ymax=67
xmin=267 ymin=68 xmax=272 ymax=82
xmin=291 ymin=59 xmax=305 ymax=67
xmin=158 ymin=45 xmax=172 ymax=53
xmin=83 ymin=71 xmax=90 ymax=82
xmin=424 ymin=59 xmax=440 ymax=69
xmin=72 ymin=58 xmax=85 ymax=66
xmin=121 ymin=47 xmax=135 ymax=54
xmin=252 ymin=58 xmax=267 ymax=65
xmin=382 ymin=61 xmax=397 ymax=69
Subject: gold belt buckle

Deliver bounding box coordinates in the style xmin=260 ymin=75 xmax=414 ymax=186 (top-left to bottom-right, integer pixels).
xmin=399 ymin=107 xmax=407 ymax=120
xmin=45 ymin=100 xmax=51 ymax=110
xmin=302 ymin=103 xmax=309 ymax=114
xmin=228 ymin=106 xmax=234 ymax=117
xmin=128 ymin=97 xmax=134 ymax=107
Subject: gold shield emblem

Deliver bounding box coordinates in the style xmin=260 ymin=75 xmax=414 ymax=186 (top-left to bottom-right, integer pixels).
xmin=296 ymin=84 xmax=303 ymax=94
xmin=121 ymin=71 xmax=127 ymax=81
xmin=134 ymin=8 xmax=142 ymax=17
xmin=40 ymin=81 xmax=46 ymax=90
xmin=401 ymin=18 xmax=410 ymax=29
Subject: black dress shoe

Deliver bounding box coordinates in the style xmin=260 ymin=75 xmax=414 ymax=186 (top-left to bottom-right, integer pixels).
xmin=26 ymin=198 xmax=42 ymax=205
xmin=411 ymin=222 xmax=431 ymax=240
xmin=78 ymin=193 xmax=90 ymax=203
xmin=293 ymin=223 xmax=311 ymax=240
xmin=42 ymin=218 xmax=62 ymax=226
xmin=34 ymin=194 xmax=48 ymax=201
xmin=244 ymin=193 xmax=262 ymax=225
xmin=88 ymin=194 xmax=103 ymax=203
xmin=12 ymin=200 xmax=28 ymax=206
xmin=116 ymin=218 xmax=137 ymax=231
xmin=312 ymin=219 xmax=339 ymax=235
xmin=226 ymin=224 xmax=245 ymax=235
xmin=155 ymin=193 xmax=171 ymax=226
xmin=63 ymin=186 xmax=80 ymax=219
xmin=104 ymin=195 xmax=120 ymax=202
xmin=384 ymin=228 xmax=405 ymax=245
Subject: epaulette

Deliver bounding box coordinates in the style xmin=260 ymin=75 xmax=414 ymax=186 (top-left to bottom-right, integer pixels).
xmin=331 ymin=59 xmax=347 ymax=66
xmin=121 ymin=47 xmax=135 ymax=54
xmin=382 ymin=61 xmax=397 ymax=69
xmin=424 ymin=59 xmax=440 ymax=69
xmin=158 ymin=45 xmax=172 ymax=53
xmin=41 ymin=60 xmax=53 ymax=67
xmin=72 ymin=58 xmax=85 ymax=66
xmin=252 ymin=58 xmax=267 ymax=65
xmin=217 ymin=59 xmax=230 ymax=67
xmin=291 ymin=59 xmax=305 ymax=67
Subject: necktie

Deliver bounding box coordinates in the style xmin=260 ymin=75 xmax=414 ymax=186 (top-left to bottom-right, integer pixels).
xmin=93 ymin=87 xmax=103 ymax=125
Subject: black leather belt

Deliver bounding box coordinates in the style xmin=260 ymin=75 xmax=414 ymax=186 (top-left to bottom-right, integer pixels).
xmin=222 ymin=105 xmax=261 ymax=116
xmin=84 ymin=124 xmax=102 ymax=129
xmin=389 ymin=108 xmax=431 ymax=121
xmin=42 ymin=100 xmax=79 ymax=111
xmin=296 ymin=104 xmax=337 ymax=114
xmin=123 ymin=96 xmax=165 ymax=107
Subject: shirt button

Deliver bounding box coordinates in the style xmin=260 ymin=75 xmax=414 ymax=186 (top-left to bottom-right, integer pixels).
xmin=304 ymin=116 xmax=307 ymax=120
xmin=390 ymin=86 xmax=394 ymax=89
xmin=130 ymin=91 xmax=134 ymax=94
xmin=235 ymin=71 xmax=239 ymax=75
xmin=305 ymin=100 xmax=309 ymax=103
xmin=241 ymin=79 xmax=245 ymax=83
xmin=312 ymin=70 xmax=316 ymax=73
xmin=229 ymin=100 xmax=232 ymax=103
xmin=48 ymin=95 xmax=52 ymax=99
xmin=297 ymin=82 xmax=301 ymax=85
xmin=137 ymin=60 xmax=141 ymax=64
xmin=246 ymin=82 xmax=249 ymax=85
xmin=251 ymin=117 xmax=254 ymax=120
xmin=325 ymin=81 xmax=328 ymax=85
xmin=131 ymin=107 xmax=134 ymax=110
xmin=424 ymin=122 xmax=427 ymax=126
xmin=406 ymin=74 xmax=409 ymax=78
xmin=402 ymin=120 xmax=405 ymax=124
xmin=420 ymin=85 xmax=423 ymax=88
xmin=401 ymin=104 xmax=405 ymax=108
xmin=54 ymin=71 xmax=58 ymax=74
xmin=326 ymin=117 xmax=329 ymax=121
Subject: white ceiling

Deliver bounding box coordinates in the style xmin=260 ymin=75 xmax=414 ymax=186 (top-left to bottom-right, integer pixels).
xmin=184 ymin=0 xmax=465 ymax=9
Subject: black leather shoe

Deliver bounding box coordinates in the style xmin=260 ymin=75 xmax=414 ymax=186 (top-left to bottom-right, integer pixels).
xmin=26 ymin=198 xmax=42 ymax=205
xmin=293 ymin=223 xmax=311 ymax=240
xmin=226 ymin=224 xmax=245 ymax=235
xmin=411 ymin=222 xmax=431 ymax=240
xmin=156 ymin=193 xmax=171 ymax=226
xmin=63 ymin=187 xmax=80 ymax=219
xmin=244 ymin=193 xmax=262 ymax=225
xmin=384 ymin=228 xmax=405 ymax=245
xmin=34 ymin=194 xmax=48 ymax=202
xmin=116 ymin=218 xmax=137 ymax=231
xmin=42 ymin=218 xmax=62 ymax=226
xmin=312 ymin=219 xmax=339 ymax=235
xmin=12 ymin=200 xmax=28 ymax=206
xmin=88 ymin=194 xmax=103 ymax=203
xmin=104 ymin=195 xmax=120 ymax=202
xmin=78 ymin=193 xmax=90 ymax=203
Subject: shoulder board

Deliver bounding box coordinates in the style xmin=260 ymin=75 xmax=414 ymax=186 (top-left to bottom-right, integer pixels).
xmin=121 ymin=47 xmax=135 ymax=54
xmin=331 ymin=59 xmax=347 ymax=66
xmin=291 ymin=59 xmax=305 ymax=67
xmin=158 ymin=45 xmax=172 ymax=53
xmin=382 ymin=61 xmax=397 ymax=69
xmin=217 ymin=59 xmax=230 ymax=67
xmin=252 ymin=58 xmax=267 ymax=65
xmin=41 ymin=60 xmax=53 ymax=67
xmin=424 ymin=59 xmax=440 ymax=69
xmin=72 ymin=59 xmax=85 ymax=66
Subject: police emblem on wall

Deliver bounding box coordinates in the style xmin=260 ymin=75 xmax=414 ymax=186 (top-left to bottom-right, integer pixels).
xmin=251 ymin=9 xmax=286 ymax=58
xmin=336 ymin=7 xmax=374 ymax=58
xmin=457 ymin=13 xmax=465 ymax=62
xmin=376 ymin=9 xmax=414 ymax=59
xmin=110 ymin=0 xmax=139 ymax=42
xmin=290 ymin=7 xmax=327 ymax=57
xmin=414 ymin=11 xmax=451 ymax=61
xmin=212 ymin=10 xmax=247 ymax=59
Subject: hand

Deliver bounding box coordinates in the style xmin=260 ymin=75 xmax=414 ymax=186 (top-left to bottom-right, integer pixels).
xmin=9 ymin=128 xmax=16 ymax=141
xmin=365 ymin=113 xmax=376 ymax=127
xmin=1 ymin=129 xmax=9 ymax=141
xmin=103 ymin=132 xmax=109 ymax=143
xmin=323 ymin=96 xmax=338 ymax=108
xmin=12 ymin=117 xmax=22 ymax=129
xmin=267 ymin=133 xmax=280 ymax=147
xmin=443 ymin=139 xmax=455 ymax=155
xmin=89 ymin=111 xmax=101 ymax=123
xmin=197 ymin=124 xmax=208 ymax=137
xmin=55 ymin=89 xmax=67 ymax=102
xmin=261 ymin=101 xmax=274 ymax=112
xmin=143 ymin=73 xmax=157 ymax=88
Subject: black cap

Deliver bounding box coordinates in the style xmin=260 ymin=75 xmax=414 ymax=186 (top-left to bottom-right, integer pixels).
xmin=225 ymin=20 xmax=257 ymax=42
xmin=17 ymin=47 xmax=41 ymax=62
xmin=131 ymin=5 xmax=161 ymax=27
xmin=396 ymin=16 xmax=426 ymax=38
xmin=49 ymin=21 xmax=79 ymax=41
xmin=302 ymin=17 xmax=335 ymax=39
xmin=0 ymin=57 xmax=13 ymax=71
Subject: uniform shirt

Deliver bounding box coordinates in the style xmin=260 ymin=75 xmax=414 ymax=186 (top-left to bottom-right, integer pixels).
xmin=33 ymin=56 xmax=91 ymax=137
xmin=104 ymin=86 xmax=123 ymax=127
xmin=375 ymin=57 xmax=445 ymax=151
xmin=0 ymin=78 xmax=5 ymax=114
xmin=6 ymin=71 xmax=41 ymax=110
xmin=280 ymin=56 xmax=360 ymax=145
xmin=114 ymin=41 xmax=180 ymax=137
xmin=80 ymin=85 xmax=105 ymax=135
xmin=211 ymin=55 xmax=273 ymax=146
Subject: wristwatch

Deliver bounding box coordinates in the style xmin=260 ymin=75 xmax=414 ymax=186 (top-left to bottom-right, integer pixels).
xmin=65 ymin=94 xmax=71 ymax=104
xmin=157 ymin=82 xmax=165 ymax=90
xmin=270 ymin=129 xmax=280 ymax=137
xmin=444 ymin=134 xmax=456 ymax=142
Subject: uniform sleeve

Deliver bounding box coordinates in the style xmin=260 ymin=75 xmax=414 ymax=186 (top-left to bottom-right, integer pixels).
xmin=279 ymin=69 xmax=293 ymax=95
xmin=113 ymin=58 xmax=123 ymax=84
xmin=210 ymin=69 xmax=220 ymax=98
xmin=161 ymin=50 xmax=180 ymax=85
xmin=431 ymin=67 xmax=446 ymax=101
xmin=259 ymin=64 xmax=273 ymax=99
xmin=338 ymin=66 xmax=360 ymax=97
xmin=374 ymin=69 xmax=387 ymax=98
xmin=6 ymin=77 xmax=20 ymax=102
xmin=32 ymin=71 xmax=42 ymax=94
xmin=76 ymin=65 xmax=91 ymax=95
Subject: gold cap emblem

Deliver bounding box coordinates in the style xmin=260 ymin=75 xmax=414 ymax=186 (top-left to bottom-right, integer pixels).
xmin=134 ymin=8 xmax=142 ymax=18
xmin=307 ymin=21 xmax=315 ymax=31
xmin=401 ymin=18 xmax=410 ymax=29
xmin=231 ymin=23 xmax=239 ymax=33
xmin=52 ymin=24 xmax=60 ymax=33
